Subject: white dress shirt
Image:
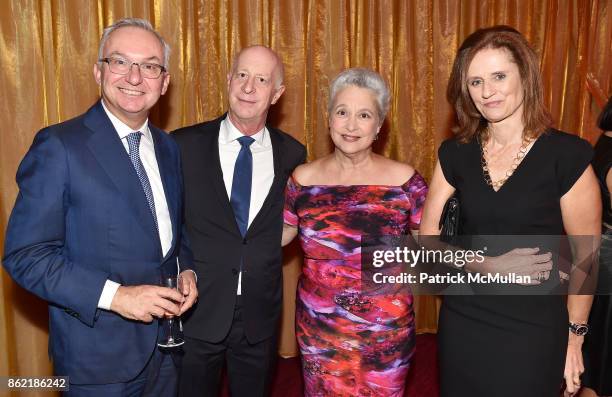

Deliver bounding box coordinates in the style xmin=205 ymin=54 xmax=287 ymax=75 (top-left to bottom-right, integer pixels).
xmin=219 ymin=117 xmax=274 ymax=294
xmin=97 ymin=100 xmax=173 ymax=309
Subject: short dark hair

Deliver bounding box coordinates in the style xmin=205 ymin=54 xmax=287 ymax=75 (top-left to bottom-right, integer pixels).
xmin=447 ymin=25 xmax=552 ymax=142
xmin=598 ymin=96 xmax=612 ymax=132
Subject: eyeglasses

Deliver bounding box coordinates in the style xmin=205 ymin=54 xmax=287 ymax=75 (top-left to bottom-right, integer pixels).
xmin=99 ymin=57 xmax=166 ymax=79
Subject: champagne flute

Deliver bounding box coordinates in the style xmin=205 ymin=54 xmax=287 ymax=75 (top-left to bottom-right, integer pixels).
xmin=157 ymin=273 xmax=185 ymax=348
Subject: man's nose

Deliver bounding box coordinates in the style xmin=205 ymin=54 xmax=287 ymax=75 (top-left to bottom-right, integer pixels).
xmin=126 ymin=64 xmax=143 ymax=85
xmin=242 ymin=77 xmax=255 ymax=94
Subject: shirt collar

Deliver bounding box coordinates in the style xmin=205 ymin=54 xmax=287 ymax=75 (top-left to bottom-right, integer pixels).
xmin=220 ymin=116 xmax=268 ymax=147
xmin=101 ymin=99 xmax=152 ymax=143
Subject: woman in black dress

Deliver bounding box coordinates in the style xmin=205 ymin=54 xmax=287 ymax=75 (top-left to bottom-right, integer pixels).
xmin=582 ymin=96 xmax=612 ymax=397
xmin=420 ymin=26 xmax=601 ymax=397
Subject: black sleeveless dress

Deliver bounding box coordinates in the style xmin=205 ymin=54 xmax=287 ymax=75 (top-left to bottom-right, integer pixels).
xmin=583 ymin=133 xmax=612 ymax=395
xmin=437 ymin=129 xmax=593 ymax=397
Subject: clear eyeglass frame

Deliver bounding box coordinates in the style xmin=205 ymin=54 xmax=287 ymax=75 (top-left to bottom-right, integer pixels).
xmin=99 ymin=57 xmax=166 ymax=79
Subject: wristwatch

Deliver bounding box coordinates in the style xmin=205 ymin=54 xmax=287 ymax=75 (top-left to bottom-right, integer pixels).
xmin=569 ymin=322 xmax=589 ymax=336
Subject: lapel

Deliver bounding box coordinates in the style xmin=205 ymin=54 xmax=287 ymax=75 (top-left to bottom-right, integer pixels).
xmin=150 ymin=123 xmax=178 ymax=260
xmin=202 ymin=117 xmax=241 ymax=234
xmin=84 ymin=101 xmax=162 ymax=254
xmin=246 ymin=126 xmax=285 ymax=237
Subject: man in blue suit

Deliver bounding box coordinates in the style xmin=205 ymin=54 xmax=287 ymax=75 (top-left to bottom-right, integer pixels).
xmin=2 ymin=18 xmax=197 ymax=396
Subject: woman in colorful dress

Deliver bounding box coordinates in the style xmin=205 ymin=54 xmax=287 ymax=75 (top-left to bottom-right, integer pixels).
xmin=282 ymin=68 xmax=428 ymax=396
xmin=420 ymin=26 xmax=600 ymax=397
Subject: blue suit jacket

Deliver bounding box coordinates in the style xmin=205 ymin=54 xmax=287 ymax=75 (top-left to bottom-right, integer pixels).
xmin=3 ymin=101 xmax=192 ymax=384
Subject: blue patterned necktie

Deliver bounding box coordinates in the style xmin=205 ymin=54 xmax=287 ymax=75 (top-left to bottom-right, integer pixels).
xmin=230 ymin=136 xmax=255 ymax=237
xmin=126 ymin=132 xmax=158 ymax=232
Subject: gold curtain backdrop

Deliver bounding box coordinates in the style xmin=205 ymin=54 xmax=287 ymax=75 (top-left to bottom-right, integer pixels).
xmin=1 ymin=0 xmax=611 ymax=389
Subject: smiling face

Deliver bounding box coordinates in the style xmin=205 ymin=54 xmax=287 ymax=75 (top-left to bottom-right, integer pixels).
xmin=466 ymin=47 xmax=525 ymax=126
xmin=93 ymin=26 xmax=169 ymax=129
xmin=329 ymin=85 xmax=380 ymax=155
xmin=226 ymin=46 xmax=285 ymax=135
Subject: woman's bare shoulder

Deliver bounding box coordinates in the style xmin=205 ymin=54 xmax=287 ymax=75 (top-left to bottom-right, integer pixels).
xmin=292 ymin=156 xmax=333 ymax=185
xmin=374 ymin=155 xmax=416 ymax=184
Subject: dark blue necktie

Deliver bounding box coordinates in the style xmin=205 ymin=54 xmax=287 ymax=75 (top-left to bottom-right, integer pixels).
xmin=126 ymin=132 xmax=158 ymax=232
xmin=230 ymin=136 xmax=255 ymax=237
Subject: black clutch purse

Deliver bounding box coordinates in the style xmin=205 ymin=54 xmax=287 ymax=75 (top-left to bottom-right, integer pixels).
xmin=439 ymin=195 xmax=460 ymax=243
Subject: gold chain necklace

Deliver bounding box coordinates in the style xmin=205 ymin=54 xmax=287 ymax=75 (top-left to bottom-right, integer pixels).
xmin=480 ymin=135 xmax=532 ymax=190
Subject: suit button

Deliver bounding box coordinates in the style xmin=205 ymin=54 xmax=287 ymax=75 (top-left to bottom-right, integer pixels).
xmin=242 ymin=238 xmax=247 ymax=245
xmin=231 ymin=268 xmax=238 ymax=275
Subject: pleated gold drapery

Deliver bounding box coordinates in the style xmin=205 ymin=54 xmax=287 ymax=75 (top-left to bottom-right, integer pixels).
xmin=1 ymin=0 xmax=611 ymax=390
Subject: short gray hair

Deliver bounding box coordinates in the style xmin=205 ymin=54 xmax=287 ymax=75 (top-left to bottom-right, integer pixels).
xmin=328 ymin=68 xmax=390 ymax=124
xmin=97 ymin=18 xmax=171 ymax=69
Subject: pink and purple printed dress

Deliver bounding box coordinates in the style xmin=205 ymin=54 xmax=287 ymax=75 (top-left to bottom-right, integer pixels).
xmin=284 ymin=172 xmax=428 ymax=396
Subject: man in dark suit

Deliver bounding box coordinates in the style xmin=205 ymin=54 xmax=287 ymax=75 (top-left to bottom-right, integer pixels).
xmin=173 ymin=45 xmax=306 ymax=396
xmin=2 ymin=18 xmax=197 ymax=396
